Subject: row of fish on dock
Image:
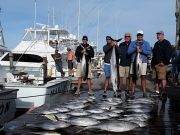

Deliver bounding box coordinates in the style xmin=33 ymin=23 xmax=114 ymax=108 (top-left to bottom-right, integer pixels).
xmin=4 ymin=94 xmax=156 ymax=134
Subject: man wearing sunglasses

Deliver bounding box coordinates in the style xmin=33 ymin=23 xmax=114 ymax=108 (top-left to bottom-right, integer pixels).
xmin=75 ymin=36 xmax=95 ymax=95
xmin=103 ymin=36 xmax=120 ymax=98
xmin=118 ymin=33 xmax=132 ymax=97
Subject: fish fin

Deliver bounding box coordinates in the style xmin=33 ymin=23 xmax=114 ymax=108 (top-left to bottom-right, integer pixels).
xmin=44 ymin=114 xmax=57 ymax=121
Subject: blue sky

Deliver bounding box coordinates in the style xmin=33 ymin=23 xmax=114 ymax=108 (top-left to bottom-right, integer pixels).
xmin=0 ymin=0 xmax=176 ymax=51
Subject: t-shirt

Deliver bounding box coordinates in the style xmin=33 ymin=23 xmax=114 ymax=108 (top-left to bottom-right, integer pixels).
xmin=52 ymin=53 xmax=61 ymax=64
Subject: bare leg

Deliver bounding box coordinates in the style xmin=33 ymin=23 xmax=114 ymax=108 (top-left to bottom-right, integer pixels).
xmin=162 ymin=79 xmax=166 ymax=90
xmin=154 ymin=79 xmax=159 ymax=92
xmin=126 ymin=77 xmax=130 ymax=90
xmin=119 ymin=77 xmax=123 ymax=91
xmin=141 ymin=75 xmax=146 ymax=93
xmin=104 ymin=78 xmax=110 ymax=92
xmin=77 ymin=77 xmax=82 ymax=93
xmin=71 ymin=69 xmax=74 ymax=76
xmin=87 ymin=79 xmax=92 ymax=92
xmin=131 ymin=80 xmax=136 ymax=95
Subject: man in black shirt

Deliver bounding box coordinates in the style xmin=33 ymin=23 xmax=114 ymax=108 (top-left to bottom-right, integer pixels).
xmin=151 ymin=31 xmax=172 ymax=96
xmin=118 ymin=33 xmax=131 ymax=97
xmin=52 ymin=50 xmax=65 ymax=77
xmin=75 ymin=36 xmax=94 ymax=95
xmin=103 ymin=36 xmax=120 ymax=97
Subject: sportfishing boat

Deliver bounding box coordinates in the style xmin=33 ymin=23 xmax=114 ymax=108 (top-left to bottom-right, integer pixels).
xmin=0 ymin=22 xmax=18 ymax=125
xmin=0 ymin=24 xmax=74 ymax=110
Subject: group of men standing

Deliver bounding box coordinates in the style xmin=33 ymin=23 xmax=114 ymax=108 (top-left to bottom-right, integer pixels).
xmin=53 ymin=30 xmax=172 ymax=98
xmin=103 ymin=30 xmax=172 ymax=98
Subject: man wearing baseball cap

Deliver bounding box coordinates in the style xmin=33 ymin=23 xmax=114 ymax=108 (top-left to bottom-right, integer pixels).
xmin=151 ymin=31 xmax=172 ymax=97
xmin=128 ymin=30 xmax=151 ymax=98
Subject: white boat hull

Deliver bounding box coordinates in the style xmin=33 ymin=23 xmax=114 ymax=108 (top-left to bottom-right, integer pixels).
xmin=0 ymin=89 xmax=18 ymax=125
xmin=4 ymin=78 xmax=69 ymax=109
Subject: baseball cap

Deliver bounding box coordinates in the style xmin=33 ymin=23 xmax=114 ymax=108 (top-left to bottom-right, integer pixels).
xmin=137 ymin=30 xmax=143 ymax=35
xmin=156 ymin=30 xmax=164 ymax=35
xmin=106 ymin=36 xmax=113 ymax=40
xmin=82 ymin=35 xmax=88 ymax=41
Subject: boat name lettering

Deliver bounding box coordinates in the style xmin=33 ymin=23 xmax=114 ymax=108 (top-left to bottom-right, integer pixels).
xmin=0 ymin=101 xmax=10 ymax=116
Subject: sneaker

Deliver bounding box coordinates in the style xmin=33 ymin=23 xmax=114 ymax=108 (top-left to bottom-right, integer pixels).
xmin=61 ymin=72 xmax=65 ymax=78
xmin=143 ymin=93 xmax=147 ymax=98
xmin=114 ymin=92 xmax=118 ymax=97
xmin=88 ymin=90 xmax=94 ymax=95
xmin=75 ymin=90 xmax=80 ymax=95
xmin=117 ymin=93 xmax=121 ymax=98
xmin=103 ymin=91 xmax=107 ymax=98
xmin=125 ymin=90 xmax=130 ymax=97
xmin=161 ymin=91 xmax=167 ymax=97
xmin=131 ymin=92 xmax=135 ymax=99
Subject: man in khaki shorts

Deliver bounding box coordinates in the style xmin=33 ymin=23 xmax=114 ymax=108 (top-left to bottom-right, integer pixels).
xmin=75 ymin=36 xmax=94 ymax=95
xmin=128 ymin=30 xmax=151 ymax=98
xmin=118 ymin=33 xmax=132 ymax=97
xmin=151 ymin=31 xmax=172 ymax=97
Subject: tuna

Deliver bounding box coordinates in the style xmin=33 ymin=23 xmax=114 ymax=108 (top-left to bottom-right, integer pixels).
xmin=110 ymin=47 xmax=118 ymax=96
xmin=26 ymin=121 xmax=70 ymax=131
xmin=69 ymin=117 xmax=100 ymax=127
xmin=87 ymin=121 xmax=139 ymax=132
xmin=89 ymin=114 xmax=111 ymax=120
xmin=63 ymin=103 xmax=88 ymax=110
xmin=87 ymin=109 xmax=105 ymax=114
xmin=67 ymin=110 xmax=90 ymax=117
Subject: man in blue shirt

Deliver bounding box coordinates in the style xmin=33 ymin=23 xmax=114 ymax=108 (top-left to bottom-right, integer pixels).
xmin=128 ymin=30 xmax=151 ymax=98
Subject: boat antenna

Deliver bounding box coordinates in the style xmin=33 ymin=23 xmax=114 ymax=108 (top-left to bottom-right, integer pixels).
xmin=34 ymin=0 xmax=37 ymax=29
xmin=77 ymin=0 xmax=80 ymax=41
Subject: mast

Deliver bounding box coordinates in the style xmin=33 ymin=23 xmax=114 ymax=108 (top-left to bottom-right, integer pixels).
xmin=47 ymin=0 xmax=50 ymax=26
xmin=96 ymin=10 xmax=100 ymax=53
xmin=53 ymin=7 xmax=55 ymax=26
xmin=175 ymin=0 xmax=180 ymax=47
xmin=34 ymin=0 xmax=37 ymax=29
xmin=0 ymin=7 xmax=5 ymax=47
xmin=77 ymin=0 xmax=80 ymax=41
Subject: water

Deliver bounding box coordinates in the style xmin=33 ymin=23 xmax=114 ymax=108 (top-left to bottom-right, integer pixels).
xmin=2 ymin=90 xmax=180 ymax=135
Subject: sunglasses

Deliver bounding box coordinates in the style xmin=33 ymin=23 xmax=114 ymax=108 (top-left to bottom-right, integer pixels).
xmin=83 ymin=39 xmax=87 ymax=41
xmin=106 ymin=38 xmax=111 ymax=41
xmin=125 ymin=36 xmax=131 ymax=38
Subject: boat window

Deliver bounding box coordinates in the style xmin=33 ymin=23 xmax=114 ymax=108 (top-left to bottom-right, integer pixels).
xmin=1 ymin=53 xmax=43 ymax=62
xmin=23 ymin=31 xmax=48 ymax=41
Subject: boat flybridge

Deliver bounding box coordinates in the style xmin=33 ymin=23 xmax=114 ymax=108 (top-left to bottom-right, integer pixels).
xmin=0 ymin=25 xmax=72 ymax=110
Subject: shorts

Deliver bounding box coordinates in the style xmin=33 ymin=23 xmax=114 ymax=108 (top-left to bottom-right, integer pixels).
xmin=119 ymin=66 xmax=130 ymax=78
xmin=152 ymin=64 xmax=167 ymax=80
xmin=104 ymin=63 xmax=111 ymax=78
xmin=68 ymin=60 xmax=73 ymax=69
xmin=130 ymin=63 xmax=147 ymax=76
xmin=76 ymin=63 xmax=92 ymax=78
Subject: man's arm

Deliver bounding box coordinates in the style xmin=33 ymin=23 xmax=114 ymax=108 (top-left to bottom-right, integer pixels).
xmin=103 ymin=44 xmax=113 ymax=53
xmin=127 ymin=41 xmax=136 ymax=55
xmin=86 ymin=46 xmax=94 ymax=58
xmin=75 ymin=45 xmax=83 ymax=57
xmin=140 ymin=41 xmax=152 ymax=56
